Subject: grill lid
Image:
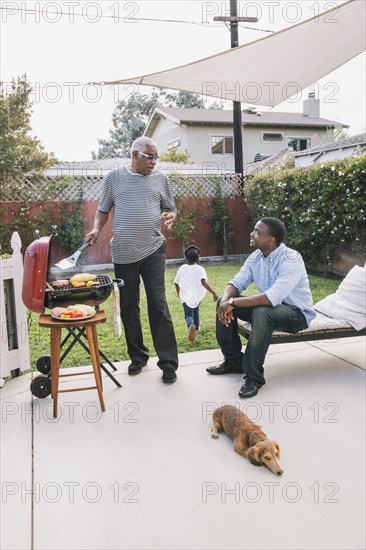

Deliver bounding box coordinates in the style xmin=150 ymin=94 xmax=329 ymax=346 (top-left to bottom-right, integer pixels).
xmin=22 ymin=236 xmax=51 ymax=314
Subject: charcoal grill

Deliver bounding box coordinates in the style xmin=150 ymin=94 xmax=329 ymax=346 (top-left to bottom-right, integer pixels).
xmin=45 ymin=275 xmax=117 ymax=309
xmin=22 ymin=236 xmax=122 ymax=313
xmin=21 ymin=234 xmax=124 ymax=397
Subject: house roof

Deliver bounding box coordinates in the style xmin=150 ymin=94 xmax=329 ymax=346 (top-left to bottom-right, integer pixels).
xmin=47 ymin=157 xmax=227 ymax=177
xmin=144 ymin=107 xmax=346 ymax=137
xmin=48 ymin=133 xmax=364 ymax=178
xmin=291 ymin=132 xmax=366 ymax=156
xmin=47 ymin=158 xmax=129 ymax=177
xmin=244 ymin=149 xmax=291 ymax=177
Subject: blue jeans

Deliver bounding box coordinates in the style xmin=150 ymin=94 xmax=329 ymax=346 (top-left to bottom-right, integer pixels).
xmin=182 ymin=303 xmax=200 ymax=329
xmin=216 ymin=301 xmax=307 ymax=385
xmin=114 ymin=243 xmax=178 ymax=371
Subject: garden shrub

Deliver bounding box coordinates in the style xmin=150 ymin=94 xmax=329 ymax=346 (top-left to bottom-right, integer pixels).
xmin=209 ymin=179 xmax=234 ymax=261
xmin=0 ymin=177 xmax=86 ymax=254
xmin=244 ymin=154 xmax=366 ymax=273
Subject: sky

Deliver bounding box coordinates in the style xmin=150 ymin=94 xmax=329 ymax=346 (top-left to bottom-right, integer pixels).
xmin=1 ymin=0 xmax=365 ymax=161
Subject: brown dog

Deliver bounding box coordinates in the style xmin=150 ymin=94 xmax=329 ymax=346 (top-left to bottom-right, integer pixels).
xmin=211 ymin=405 xmax=283 ymax=476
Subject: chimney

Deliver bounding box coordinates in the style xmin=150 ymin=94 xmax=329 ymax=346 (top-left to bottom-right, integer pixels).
xmin=303 ymin=92 xmax=320 ymax=117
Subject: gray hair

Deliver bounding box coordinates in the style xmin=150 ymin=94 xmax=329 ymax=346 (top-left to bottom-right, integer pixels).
xmin=131 ymin=137 xmax=158 ymax=153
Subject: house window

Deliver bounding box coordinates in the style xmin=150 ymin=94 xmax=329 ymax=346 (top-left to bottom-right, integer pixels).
xmin=262 ymin=132 xmax=283 ymax=142
xmin=167 ymin=138 xmax=180 ymax=151
xmin=211 ymin=136 xmax=233 ymax=155
xmin=287 ymin=137 xmax=311 ymax=152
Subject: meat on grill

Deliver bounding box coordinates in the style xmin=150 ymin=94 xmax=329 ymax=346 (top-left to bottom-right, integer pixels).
xmin=51 ymin=280 xmax=70 ymax=289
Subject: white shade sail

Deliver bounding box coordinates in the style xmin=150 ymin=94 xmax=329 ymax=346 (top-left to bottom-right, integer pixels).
xmin=104 ymin=0 xmax=365 ymax=107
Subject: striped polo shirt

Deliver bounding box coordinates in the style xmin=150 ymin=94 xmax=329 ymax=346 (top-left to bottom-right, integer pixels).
xmin=98 ymin=166 xmax=176 ymax=264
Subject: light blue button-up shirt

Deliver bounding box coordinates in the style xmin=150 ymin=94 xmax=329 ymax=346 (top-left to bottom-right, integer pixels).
xmin=229 ymin=243 xmax=316 ymax=327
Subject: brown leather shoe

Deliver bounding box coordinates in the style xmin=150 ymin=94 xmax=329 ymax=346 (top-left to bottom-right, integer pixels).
xmin=206 ymin=361 xmax=242 ymax=375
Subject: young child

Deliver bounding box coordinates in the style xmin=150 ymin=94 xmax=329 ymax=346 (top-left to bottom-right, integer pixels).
xmin=174 ymin=245 xmax=218 ymax=341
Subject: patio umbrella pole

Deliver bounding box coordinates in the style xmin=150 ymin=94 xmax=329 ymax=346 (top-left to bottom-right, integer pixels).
xmin=215 ymin=0 xmax=259 ymax=187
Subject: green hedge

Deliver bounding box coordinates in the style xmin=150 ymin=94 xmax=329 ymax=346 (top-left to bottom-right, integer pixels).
xmin=244 ymin=154 xmax=366 ymax=272
xmin=0 ymin=177 xmax=86 ymax=255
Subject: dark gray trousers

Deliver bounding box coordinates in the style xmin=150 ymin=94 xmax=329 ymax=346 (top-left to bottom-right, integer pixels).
xmin=216 ymin=302 xmax=307 ymax=385
xmin=114 ymin=243 xmax=178 ymax=371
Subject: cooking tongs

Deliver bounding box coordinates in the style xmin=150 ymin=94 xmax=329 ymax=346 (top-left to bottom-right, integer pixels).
xmin=54 ymin=242 xmax=91 ymax=270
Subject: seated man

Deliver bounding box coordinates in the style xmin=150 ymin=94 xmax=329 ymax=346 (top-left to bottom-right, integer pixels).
xmin=207 ymin=217 xmax=316 ymax=398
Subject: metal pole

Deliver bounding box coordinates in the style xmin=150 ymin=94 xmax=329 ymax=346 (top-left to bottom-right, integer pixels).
xmin=230 ymin=0 xmax=243 ymax=180
xmin=214 ymin=2 xmax=258 ymax=184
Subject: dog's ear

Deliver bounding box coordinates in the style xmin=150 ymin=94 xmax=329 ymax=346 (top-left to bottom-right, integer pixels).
xmin=247 ymin=432 xmax=255 ymax=448
xmin=274 ymin=442 xmax=280 ymax=457
xmin=247 ymin=445 xmax=262 ymax=466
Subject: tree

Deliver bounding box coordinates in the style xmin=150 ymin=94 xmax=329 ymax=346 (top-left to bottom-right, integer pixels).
xmin=0 ymin=75 xmax=50 ymax=181
xmin=164 ymin=90 xmax=205 ymax=109
xmin=209 ymin=101 xmax=225 ymax=110
xmin=319 ymin=124 xmax=349 ymax=146
xmin=0 ymin=76 xmax=81 ymax=255
xmin=92 ymin=89 xmax=161 ymax=158
xmin=159 ymin=149 xmax=191 ymax=163
xmin=92 ymin=89 xmax=205 ymax=159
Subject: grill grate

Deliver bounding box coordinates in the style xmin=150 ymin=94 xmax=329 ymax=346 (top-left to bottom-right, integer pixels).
xmin=44 ymin=275 xmax=115 ymax=309
xmin=48 ymin=275 xmax=112 ymax=293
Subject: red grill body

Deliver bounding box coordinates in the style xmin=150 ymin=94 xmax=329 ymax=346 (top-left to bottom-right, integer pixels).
xmin=22 ymin=235 xmax=120 ymax=313
xmin=22 ymin=236 xmax=51 ymax=314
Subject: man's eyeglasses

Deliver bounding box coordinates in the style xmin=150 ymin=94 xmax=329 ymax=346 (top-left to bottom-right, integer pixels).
xmin=140 ymin=152 xmax=159 ymax=161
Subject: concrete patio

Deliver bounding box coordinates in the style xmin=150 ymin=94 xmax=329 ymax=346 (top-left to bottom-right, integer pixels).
xmin=1 ymin=335 xmax=365 ymax=550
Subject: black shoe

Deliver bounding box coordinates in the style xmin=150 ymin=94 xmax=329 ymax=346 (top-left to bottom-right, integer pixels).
xmin=206 ymin=361 xmax=242 ymax=375
xmin=162 ymin=369 xmax=177 ymax=384
xmin=128 ymin=360 xmax=148 ymax=375
xmin=238 ymin=376 xmax=262 ymax=398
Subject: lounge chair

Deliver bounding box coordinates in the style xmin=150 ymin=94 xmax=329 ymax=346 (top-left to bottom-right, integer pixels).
xmin=238 ymin=264 xmax=366 ymax=344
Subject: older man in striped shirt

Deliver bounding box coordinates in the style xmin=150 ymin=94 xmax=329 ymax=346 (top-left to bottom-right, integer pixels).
xmin=85 ymin=137 xmax=178 ymax=383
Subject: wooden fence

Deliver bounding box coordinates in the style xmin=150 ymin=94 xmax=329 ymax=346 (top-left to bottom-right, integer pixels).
xmin=0 ymin=174 xmax=251 ymax=262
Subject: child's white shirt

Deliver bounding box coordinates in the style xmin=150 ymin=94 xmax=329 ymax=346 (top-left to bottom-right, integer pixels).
xmin=174 ymin=264 xmax=208 ymax=308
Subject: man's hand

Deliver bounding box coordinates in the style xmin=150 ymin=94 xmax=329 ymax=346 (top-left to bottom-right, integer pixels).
xmin=85 ymin=211 xmax=108 ymax=245
xmin=161 ymin=211 xmax=176 ymax=230
xmin=217 ymin=299 xmax=235 ymax=327
xmin=84 ymin=228 xmax=100 ymax=245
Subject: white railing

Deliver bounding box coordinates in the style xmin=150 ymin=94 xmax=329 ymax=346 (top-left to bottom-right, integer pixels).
xmin=0 ymin=232 xmax=30 ymax=386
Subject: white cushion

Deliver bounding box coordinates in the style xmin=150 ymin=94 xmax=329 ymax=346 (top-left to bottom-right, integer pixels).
xmin=239 ymin=313 xmax=353 ymax=337
xmin=314 ymin=265 xmax=366 ymax=330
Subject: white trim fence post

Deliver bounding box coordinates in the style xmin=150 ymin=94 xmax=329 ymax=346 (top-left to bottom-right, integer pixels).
xmin=0 ymin=232 xmax=30 ymax=386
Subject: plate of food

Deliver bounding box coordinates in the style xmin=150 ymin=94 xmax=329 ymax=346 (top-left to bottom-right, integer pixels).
xmin=51 ymin=305 xmax=96 ymax=321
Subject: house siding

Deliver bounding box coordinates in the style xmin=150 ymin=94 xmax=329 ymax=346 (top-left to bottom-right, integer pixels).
xmin=149 ymin=117 xmax=188 ymax=153
xmin=185 ymin=125 xmax=233 ymax=167
xmin=243 ymin=126 xmax=325 ymax=166
xmin=149 ymin=120 xmax=328 ymax=169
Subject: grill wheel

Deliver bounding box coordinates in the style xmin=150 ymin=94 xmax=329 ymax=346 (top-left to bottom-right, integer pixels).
xmin=30 ymin=376 xmax=51 ymax=398
xmin=36 ymin=355 xmax=51 ymax=375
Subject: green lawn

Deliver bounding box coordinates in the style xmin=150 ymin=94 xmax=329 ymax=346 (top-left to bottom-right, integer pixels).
xmin=27 ymin=262 xmax=339 ymax=370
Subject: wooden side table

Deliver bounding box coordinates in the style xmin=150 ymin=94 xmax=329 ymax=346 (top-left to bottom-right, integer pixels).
xmin=38 ymin=311 xmax=108 ymax=418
